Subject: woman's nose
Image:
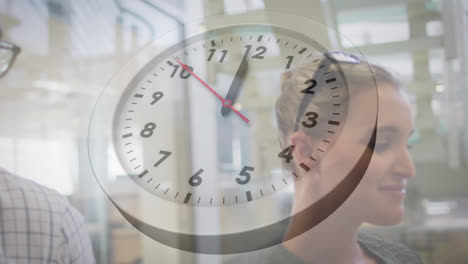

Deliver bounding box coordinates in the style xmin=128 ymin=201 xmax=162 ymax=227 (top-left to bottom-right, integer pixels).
xmin=393 ymin=146 xmax=416 ymax=179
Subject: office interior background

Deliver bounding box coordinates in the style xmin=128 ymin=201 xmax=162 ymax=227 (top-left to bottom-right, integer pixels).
xmin=1 ymin=0 xmax=468 ymax=263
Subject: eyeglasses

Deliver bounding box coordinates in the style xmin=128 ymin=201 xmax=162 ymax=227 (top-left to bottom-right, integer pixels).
xmin=293 ymin=51 xmax=361 ymax=131
xmin=0 ymin=40 xmax=21 ymax=78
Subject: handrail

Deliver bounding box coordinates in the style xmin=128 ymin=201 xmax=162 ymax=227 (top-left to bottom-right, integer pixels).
xmin=114 ymin=0 xmax=155 ymax=38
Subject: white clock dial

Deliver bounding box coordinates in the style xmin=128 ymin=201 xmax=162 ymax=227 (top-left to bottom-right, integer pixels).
xmin=88 ymin=16 xmax=378 ymax=254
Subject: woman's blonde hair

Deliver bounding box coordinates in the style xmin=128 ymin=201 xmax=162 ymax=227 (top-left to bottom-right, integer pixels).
xmin=275 ymin=54 xmax=402 ymax=149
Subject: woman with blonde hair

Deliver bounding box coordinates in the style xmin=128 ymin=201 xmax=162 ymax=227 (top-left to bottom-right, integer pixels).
xmin=262 ymin=51 xmax=424 ymax=264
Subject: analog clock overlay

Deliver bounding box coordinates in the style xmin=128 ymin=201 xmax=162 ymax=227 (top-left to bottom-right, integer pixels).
xmin=112 ymin=25 xmax=348 ymax=207
xmin=89 ymin=19 xmax=378 ymax=254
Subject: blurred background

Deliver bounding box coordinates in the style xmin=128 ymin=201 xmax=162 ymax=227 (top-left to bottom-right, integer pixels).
xmin=1 ymin=0 xmax=468 ymax=263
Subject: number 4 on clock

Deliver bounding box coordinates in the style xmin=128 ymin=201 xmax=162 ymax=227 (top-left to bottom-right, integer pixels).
xmin=278 ymin=145 xmax=295 ymax=163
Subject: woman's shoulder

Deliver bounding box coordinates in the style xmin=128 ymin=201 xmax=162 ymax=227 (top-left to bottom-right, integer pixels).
xmin=358 ymin=231 xmax=424 ymax=264
xmin=223 ymin=232 xmax=423 ymax=264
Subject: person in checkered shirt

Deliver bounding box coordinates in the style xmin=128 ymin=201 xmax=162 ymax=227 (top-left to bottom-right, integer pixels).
xmin=0 ymin=28 xmax=96 ymax=263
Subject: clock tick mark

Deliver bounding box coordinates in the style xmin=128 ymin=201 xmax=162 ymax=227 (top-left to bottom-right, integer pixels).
xmin=125 ymin=142 xmax=131 ymax=146
xmin=122 ymin=133 xmax=132 ymax=139
xmin=282 ymin=178 xmax=288 ymax=185
xmin=147 ymin=178 xmax=153 ymax=183
xmin=160 ymin=67 xmax=165 ymax=71
xmin=174 ymin=192 xmax=179 ymax=199
xmin=155 ymin=184 xmax=160 ymax=190
xmin=260 ymin=189 xmax=264 ymax=196
xmin=246 ymin=191 xmax=252 ymax=202
xmin=293 ymin=44 xmax=297 ymax=49
xmin=134 ymin=165 xmax=141 ymax=170
xmin=323 ymin=139 xmax=330 ymax=143
xmin=164 ymin=188 xmax=169 ymax=195
xmin=211 ymin=40 xmax=215 ymax=46
xmin=317 ymin=148 xmax=325 ymax=152
xmin=134 ymin=94 xmax=143 ymax=98
xmin=257 ymin=35 xmax=263 ymax=42
xmin=292 ymin=172 xmax=299 ymax=178
xmin=127 ymin=150 xmax=133 ymax=154
xmin=272 ymin=184 xmax=276 ymax=191
xmin=299 ymin=163 xmax=310 ymax=172
xmin=166 ymin=60 xmax=174 ymax=66
xmin=137 ymin=169 xmax=148 ymax=178
xmin=197 ymin=196 xmax=201 ymax=204
xmin=184 ymin=193 xmax=192 ymax=204
xmin=130 ymin=158 xmax=136 ymax=162
xmin=298 ymin=48 xmax=307 ymax=54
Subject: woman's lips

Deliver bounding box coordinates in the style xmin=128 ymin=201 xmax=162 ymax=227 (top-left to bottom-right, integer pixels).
xmin=378 ymin=185 xmax=407 ymax=199
xmin=378 ymin=185 xmax=406 ymax=192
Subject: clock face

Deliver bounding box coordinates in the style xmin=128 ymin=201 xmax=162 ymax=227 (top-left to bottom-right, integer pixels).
xmin=112 ymin=25 xmax=348 ymax=207
xmin=88 ymin=18 xmax=378 ymax=254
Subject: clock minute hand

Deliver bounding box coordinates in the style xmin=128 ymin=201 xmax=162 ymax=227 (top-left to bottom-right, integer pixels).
xmin=221 ymin=58 xmax=249 ymax=116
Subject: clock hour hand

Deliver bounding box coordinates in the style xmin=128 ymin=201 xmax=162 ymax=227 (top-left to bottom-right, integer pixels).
xmin=173 ymin=57 xmax=250 ymax=123
xmin=221 ymin=57 xmax=249 ymax=117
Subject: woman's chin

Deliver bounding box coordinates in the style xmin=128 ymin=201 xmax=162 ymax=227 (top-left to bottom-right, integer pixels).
xmin=369 ymin=206 xmax=405 ymax=226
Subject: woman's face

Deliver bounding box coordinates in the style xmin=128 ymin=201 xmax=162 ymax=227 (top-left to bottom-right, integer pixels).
xmin=333 ymin=84 xmax=416 ymax=225
xmin=289 ymin=82 xmax=415 ymax=226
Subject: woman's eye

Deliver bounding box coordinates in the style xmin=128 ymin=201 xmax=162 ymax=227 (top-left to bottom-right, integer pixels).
xmin=374 ymin=142 xmax=391 ymax=153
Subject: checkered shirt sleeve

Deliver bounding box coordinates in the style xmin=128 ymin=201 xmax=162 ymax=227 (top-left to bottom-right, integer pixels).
xmin=0 ymin=168 xmax=96 ymax=264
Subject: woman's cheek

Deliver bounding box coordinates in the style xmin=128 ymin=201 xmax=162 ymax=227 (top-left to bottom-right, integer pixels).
xmin=360 ymin=153 xmax=389 ymax=186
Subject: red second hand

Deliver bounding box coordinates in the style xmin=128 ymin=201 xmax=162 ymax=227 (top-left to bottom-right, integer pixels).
xmin=173 ymin=57 xmax=250 ymax=124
